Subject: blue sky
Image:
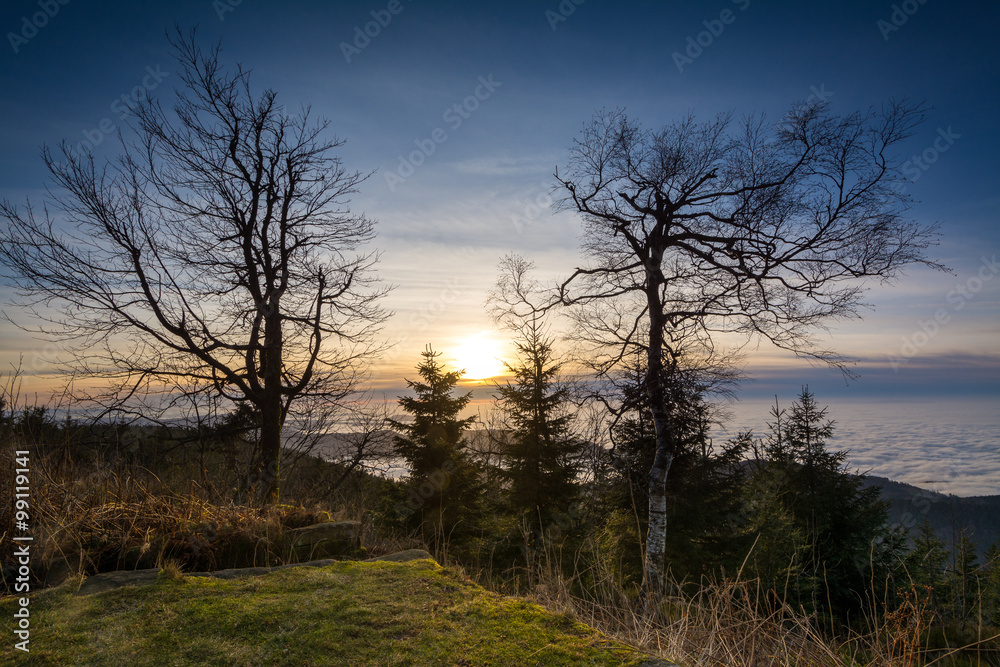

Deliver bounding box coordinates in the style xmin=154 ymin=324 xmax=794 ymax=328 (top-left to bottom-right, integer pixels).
xmin=1 ymin=0 xmax=998 ymax=406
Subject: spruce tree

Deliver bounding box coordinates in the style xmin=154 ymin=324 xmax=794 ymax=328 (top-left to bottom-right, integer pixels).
xmin=906 ymin=518 xmax=948 ymax=604
xmin=391 ymin=346 xmax=481 ymax=544
xmin=747 ymin=387 xmax=897 ymax=622
xmin=947 ymin=528 xmax=980 ymax=627
xmin=493 ymin=321 xmax=581 ymax=529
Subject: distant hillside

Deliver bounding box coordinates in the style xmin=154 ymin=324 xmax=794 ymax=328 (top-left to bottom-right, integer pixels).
xmin=862 ymin=475 xmax=1000 ymax=560
xmin=304 ymin=432 xmax=1000 ymax=560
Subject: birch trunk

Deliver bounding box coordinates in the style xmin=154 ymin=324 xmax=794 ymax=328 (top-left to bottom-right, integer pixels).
xmin=640 ymin=266 xmax=675 ymax=610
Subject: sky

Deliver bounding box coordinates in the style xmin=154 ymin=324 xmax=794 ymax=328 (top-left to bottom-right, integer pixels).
xmin=1 ymin=1 xmax=998 ymax=490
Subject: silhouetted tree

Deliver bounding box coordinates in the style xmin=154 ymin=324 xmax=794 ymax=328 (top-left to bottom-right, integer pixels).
xmin=0 ymin=30 xmax=388 ymax=502
xmin=744 ymin=388 xmax=898 ymax=622
xmin=947 ymin=527 xmax=981 ymax=628
xmin=493 ymin=321 xmax=581 ymax=529
xmin=552 ymin=102 xmax=943 ymax=603
xmin=905 ymin=518 xmax=949 ymax=606
xmin=391 ymin=346 xmax=482 ymax=546
xmin=489 ymin=256 xmax=582 ymax=530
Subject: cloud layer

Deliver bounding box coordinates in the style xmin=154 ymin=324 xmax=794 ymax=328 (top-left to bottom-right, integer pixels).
xmin=714 ymin=396 xmax=1000 ymax=497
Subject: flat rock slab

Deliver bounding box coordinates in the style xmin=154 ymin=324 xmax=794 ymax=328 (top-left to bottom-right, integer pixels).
xmin=285 ymin=520 xmax=362 ymax=559
xmin=75 ymin=569 xmax=162 ymax=596
xmin=77 ymin=559 xmax=336 ymax=596
xmin=75 ymin=550 xmax=437 ymax=596
xmin=364 ymin=549 xmax=433 ymax=563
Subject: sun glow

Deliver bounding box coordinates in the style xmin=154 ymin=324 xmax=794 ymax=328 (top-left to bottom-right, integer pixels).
xmin=453 ymin=332 xmax=507 ymax=380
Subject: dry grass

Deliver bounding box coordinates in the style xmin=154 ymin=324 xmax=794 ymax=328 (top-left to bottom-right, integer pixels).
xmin=522 ymin=561 xmax=846 ymax=665
xmin=0 ymin=440 xmax=347 ymax=588
xmin=472 ymin=538 xmax=1000 ymax=667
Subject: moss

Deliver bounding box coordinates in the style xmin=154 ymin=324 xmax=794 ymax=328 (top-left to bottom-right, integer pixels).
xmin=0 ymin=559 xmax=665 ymax=666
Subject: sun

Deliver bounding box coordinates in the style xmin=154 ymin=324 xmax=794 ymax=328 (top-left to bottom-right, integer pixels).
xmin=453 ymin=332 xmax=507 ymax=380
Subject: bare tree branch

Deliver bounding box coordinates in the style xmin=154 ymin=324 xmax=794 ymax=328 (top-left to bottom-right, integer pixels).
xmin=552 ymin=101 xmax=945 ymax=606
xmin=0 ymin=28 xmax=390 ymax=502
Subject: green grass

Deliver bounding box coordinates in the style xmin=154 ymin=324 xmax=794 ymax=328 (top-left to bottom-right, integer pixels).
xmin=1 ymin=559 xmax=664 ymax=666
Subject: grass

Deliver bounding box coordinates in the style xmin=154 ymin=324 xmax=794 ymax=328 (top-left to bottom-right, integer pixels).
xmin=473 ymin=539 xmax=1000 ymax=666
xmin=2 ymin=391 xmax=996 ymax=666
xmin=0 ymin=432 xmax=371 ymax=585
xmin=0 ymin=558 xmax=666 ymax=666
xmin=493 ymin=558 xmax=854 ymax=666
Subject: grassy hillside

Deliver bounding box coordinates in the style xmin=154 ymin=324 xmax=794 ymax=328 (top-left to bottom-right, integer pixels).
xmin=0 ymin=558 xmax=670 ymax=666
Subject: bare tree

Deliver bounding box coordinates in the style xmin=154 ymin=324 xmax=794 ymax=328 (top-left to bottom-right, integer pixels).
xmin=0 ymin=30 xmax=389 ymax=502
xmin=552 ymin=102 xmax=943 ymax=604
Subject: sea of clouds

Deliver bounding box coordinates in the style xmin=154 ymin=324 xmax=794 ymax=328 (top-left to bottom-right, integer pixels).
xmin=713 ymin=397 xmax=1000 ymax=497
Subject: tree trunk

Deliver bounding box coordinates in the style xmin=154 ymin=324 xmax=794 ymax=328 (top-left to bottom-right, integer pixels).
xmin=640 ymin=267 xmax=675 ymax=611
xmin=642 ymin=377 xmax=675 ymax=608
xmin=257 ymin=305 xmax=284 ymax=503
xmin=643 ymin=438 xmax=672 ymax=603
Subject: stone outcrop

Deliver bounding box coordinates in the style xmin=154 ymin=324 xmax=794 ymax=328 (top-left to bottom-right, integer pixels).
xmin=74 ymin=548 xmax=437 ymax=596
xmin=284 ymin=520 xmax=362 ymax=560
xmin=364 ymin=549 xmax=433 ymax=563
xmin=75 ymin=569 xmax=162 ymax=596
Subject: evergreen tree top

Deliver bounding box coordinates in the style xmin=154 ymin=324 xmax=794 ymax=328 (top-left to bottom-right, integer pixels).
xmin=391 ymin=346 xmax=476 ymax=439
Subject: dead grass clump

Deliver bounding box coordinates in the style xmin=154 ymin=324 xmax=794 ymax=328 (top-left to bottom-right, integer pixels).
xmin=515 ymin=548 xmax=1000 ymax=667
xmin=527 ymin=565 xmax=844 ymax=666
xmin=0 ymin=442 xmax=344 ymax=589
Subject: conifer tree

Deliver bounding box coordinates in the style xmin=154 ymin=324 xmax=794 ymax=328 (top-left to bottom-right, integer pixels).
xmin=906 ymin=518 xmax=948 ymax=604
xmin=947 ymin=528 xmax=981 ymax=627
xmin=604 ymin=350 xmax=747 ymax=580
xmin=746 ymin=387 xmax=898 ymax=621
xmin=493 ymin=319 xmax=581 ymax=529
xmin=391 ymin=346 xmax=482 ymax=543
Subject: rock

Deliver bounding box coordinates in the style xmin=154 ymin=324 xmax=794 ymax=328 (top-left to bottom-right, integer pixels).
xmin=40 ymin=552 xmax=86 ymax=588
xmin=285 ymin=520 xmax=362 ymax=561
xmin=122 ymin=543 xmax=158 ymax=570
xmin=187 ymin=559 xmax=337 ymax=580
xmin=73 ymin=543 xmax=434 ymax=597
xmin=364 ymin=549 xmax=434 ymax=563
xmin=76 ymin=569 xmax=161 ymax=596
xmin=76 ymin=558 xmax=343 ymax=596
